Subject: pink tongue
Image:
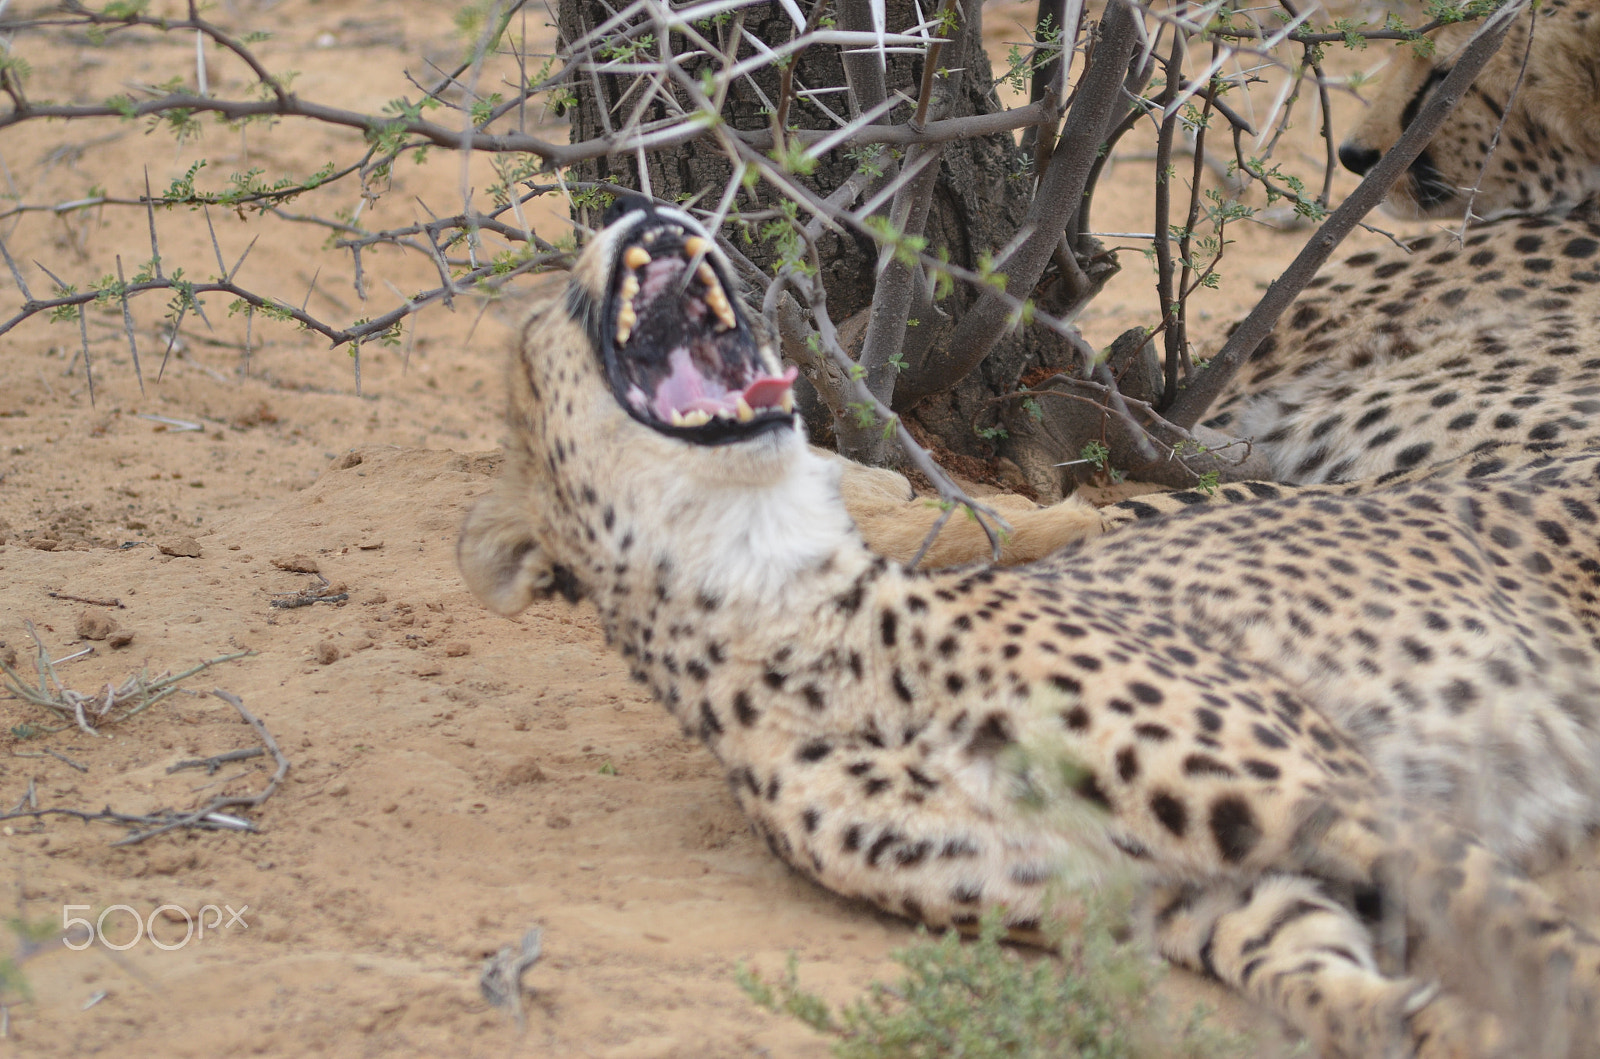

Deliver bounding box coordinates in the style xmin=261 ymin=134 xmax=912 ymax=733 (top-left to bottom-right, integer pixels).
xmin=653 ymin=348 xmax=719 ymax=417
xmin=652 ymin=353 xmax=798 ymax=418
xmin=742 ymin=367 xmax=799 ymax=408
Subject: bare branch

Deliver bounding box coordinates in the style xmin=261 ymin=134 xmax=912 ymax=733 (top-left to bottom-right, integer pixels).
xmin=902 ymin=0 xmax=1144 ymax=401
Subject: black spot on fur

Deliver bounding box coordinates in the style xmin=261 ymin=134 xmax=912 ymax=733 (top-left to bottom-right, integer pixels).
xmin=967 ymin=713 xmax=1014 ymax=758
xmin=1251 ymin=723 xmax=1288 ymax=750
xmin=1239 ymin=759 xmax=1278 ymax=781
xmin=698 ymin=700 xmax=723 ymax=738
xmin=1211 ymin=796 xmax=1262 ymax=863
xmin=1151 ymin=792 xmax=1188 ymax=837
xmin=1183 ymin=754 xmax=1237 ymax=779
xmin=1076 ymin=771 xmax=1112 ymax=811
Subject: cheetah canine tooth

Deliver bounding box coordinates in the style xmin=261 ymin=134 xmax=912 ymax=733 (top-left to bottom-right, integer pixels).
xmin=698 ymin=262 xmax=737 ymax=331
xmin=624 ymin=245 xmax=651 ymax=270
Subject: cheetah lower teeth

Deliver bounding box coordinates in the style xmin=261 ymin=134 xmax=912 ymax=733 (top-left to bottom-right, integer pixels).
xmin=779 ymin=388 xmax=794 ymax=414
xmin=624 ymin=246 xmax=651 ymax=270
xmin=735 ymin=395 xmax=755 ymax=423
xmin=681 ymin=409 xmax=712 ymax=427
xmin=698 ymin=263 xmax=736 ymax=331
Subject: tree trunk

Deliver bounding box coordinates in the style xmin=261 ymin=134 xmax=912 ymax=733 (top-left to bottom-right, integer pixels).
xmin=557 ymin=0 xmax=1081 ymax=473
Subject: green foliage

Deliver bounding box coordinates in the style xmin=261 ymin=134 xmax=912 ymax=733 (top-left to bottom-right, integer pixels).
xmin=599 ymin=32 xmax=657 ymax=63
xmin=1079 ymin=440 xmax=1111 ymax=473
xmin=99 ymin=0 xmax=150 ymax=17
xmin=849 ymin=144 xmax=887 ymax=179
xmin=863 ymin=216 xmax=928 ymax=269
xmin=0 ymin=52 xmax=33 ymax=83
xmin=1000 ymin=15 xmax=1062 ymax=95
xmin=738 ymin=908 xmax=1244 ymax=1059
xmin=157 ymin=159 xmax=339 ymax=213
xmin=455 ymin=0 xmax=516 ymax=60
xmin=760 ymin=201 xmax=811 ymax=278
xmin=771 ymin=139 xmax=819 ymax=177
xmin=471 ymin=92 xmax=506 ymax=127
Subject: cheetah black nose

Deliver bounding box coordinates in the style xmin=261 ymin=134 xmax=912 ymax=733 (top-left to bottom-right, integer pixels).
xmin=602 ymin=193 xmax=656 ymax=226
xmin=1338 ymin=143 xmax=1382 ymax=176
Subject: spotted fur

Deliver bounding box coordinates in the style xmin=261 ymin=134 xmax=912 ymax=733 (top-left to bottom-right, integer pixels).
xmin=461 ymin=206 xmax=1600 ymax=1057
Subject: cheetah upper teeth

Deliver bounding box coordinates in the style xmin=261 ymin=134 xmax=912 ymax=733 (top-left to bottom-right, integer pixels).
xmin=698 ymin=263 xmax=737 ymax=331
xmin=683 ymin=236 xmax=709 ymax=259
xmin=624 ymin=246 xmax=651 ymax=270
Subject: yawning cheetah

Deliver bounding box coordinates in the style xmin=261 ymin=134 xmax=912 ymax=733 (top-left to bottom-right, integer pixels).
xmin=460 ymin=202 xmax=1600 ymax=1057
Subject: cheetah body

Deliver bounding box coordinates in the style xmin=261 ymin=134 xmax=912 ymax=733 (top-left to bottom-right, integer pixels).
xmin=462 ymin=204 xmax=1600 ymax=1057
xmin=1199 ymin=0 xmax=1600 ymax=486
xmin=1208 ymin=209 xmax=1600 ymax=484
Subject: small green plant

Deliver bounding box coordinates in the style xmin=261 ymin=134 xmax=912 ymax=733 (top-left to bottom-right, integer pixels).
xmin=1079 ymin=439 xmax=1111 ymax=473
xmin=738 ymin=906 xmax=1244 ymax=1058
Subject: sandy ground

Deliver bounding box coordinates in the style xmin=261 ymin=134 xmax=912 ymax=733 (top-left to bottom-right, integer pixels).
xmin=6 ymin=3 xmax=1592 ymax=1057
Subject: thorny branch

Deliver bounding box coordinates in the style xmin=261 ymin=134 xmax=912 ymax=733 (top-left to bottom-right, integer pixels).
xmin=1 ymin=629 xmax=253 ymax=737
xmin=0 ymin=690 xmax=290 ymax=846
xmin=0 ymin=0 xmax=1524 ymax=488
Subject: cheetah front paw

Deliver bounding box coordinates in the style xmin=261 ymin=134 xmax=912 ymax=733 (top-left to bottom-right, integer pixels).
xmin=1400 ymin=982 xmax=1508 ymax=1059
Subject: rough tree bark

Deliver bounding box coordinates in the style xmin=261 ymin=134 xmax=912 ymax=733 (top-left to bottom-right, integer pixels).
xmin=558 ymin=0 xmax=1081 ymax=472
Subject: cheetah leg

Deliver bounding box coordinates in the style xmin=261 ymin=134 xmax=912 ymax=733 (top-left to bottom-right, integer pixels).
xmin=1150 ymin=875 xmax=1498 ymax=1058
xmin=1305 ymin=808 xmax=1600 ymax=1057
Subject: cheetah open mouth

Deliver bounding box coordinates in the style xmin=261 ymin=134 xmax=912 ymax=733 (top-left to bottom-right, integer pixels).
xmin=601 ymin=218 xmax=797 ymax=445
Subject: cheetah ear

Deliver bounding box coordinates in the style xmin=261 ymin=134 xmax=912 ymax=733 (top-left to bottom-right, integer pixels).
xmin=458 ymin=490 xmax=580 ymax=614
